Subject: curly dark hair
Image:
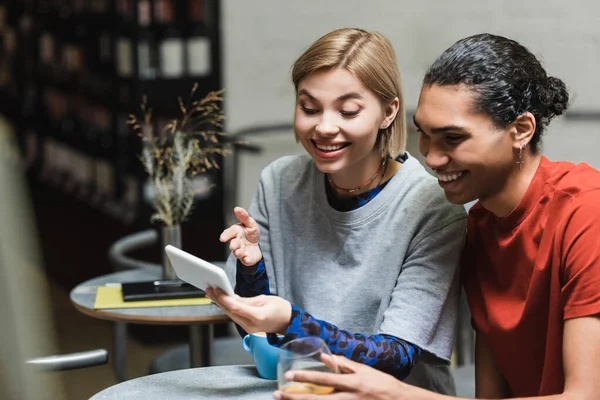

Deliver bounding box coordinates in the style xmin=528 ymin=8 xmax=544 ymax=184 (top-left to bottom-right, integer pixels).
xmin=423 ymin=33 xmax=569 ymax=153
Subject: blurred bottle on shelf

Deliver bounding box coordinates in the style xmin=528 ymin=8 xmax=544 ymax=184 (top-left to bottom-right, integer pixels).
xmin=157 ymin=0 xmax=184 ymax=79
xmin=138 ymin=28 xmax=158 ymax=80
xmin=186 ymin=0 xmax=211 ymax=78
xmin=138 ymin=0 xmax=151 ymax=27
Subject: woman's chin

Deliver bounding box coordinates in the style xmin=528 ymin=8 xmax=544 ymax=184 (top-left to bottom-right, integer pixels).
xmin=312 ymin=158 xmax=344 ymax=175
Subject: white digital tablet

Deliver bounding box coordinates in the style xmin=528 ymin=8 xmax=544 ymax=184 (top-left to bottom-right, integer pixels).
xmin=164 ymin=245 xmax=235 ymax=297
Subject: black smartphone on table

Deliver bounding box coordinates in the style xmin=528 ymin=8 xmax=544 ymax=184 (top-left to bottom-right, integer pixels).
xmin=121 ymin=280 xmax=206 ymax=302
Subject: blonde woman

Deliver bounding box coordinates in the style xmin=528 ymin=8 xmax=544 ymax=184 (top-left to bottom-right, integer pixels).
xmin=207 ymin=28 xmax=466 ymax=394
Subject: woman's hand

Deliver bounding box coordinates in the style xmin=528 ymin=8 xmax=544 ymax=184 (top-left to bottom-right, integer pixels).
xmin=205 ymin=288 xmax=292 ymax=334
xmin=220 ymin=207 xmax=262 ymax=266
xmin=273 ymin=355 xmax=423 ymax=400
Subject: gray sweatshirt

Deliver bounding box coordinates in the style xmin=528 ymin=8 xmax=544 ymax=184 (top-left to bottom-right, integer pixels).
xmin=225 ymin=154 xmax=467 ymax=394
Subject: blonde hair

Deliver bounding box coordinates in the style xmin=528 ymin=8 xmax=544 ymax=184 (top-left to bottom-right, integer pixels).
xmin=292 ymin=28 xmax=406 ymax=158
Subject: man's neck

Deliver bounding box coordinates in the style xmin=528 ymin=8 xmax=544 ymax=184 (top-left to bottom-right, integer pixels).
xmin=480 ymin=154 xmax=542 ymax=218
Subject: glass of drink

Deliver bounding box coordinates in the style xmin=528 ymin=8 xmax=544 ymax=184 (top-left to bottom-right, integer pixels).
xmin=277 ymin=337 xmax=339 ymax=394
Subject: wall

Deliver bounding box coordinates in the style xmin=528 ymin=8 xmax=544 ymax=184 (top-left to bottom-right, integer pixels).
xmin=221 ymin=0 xmax=600 ymax=208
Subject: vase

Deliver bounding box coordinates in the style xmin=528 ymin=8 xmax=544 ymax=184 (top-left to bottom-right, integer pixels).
xmin=161 ymin=224 xmax=182 ymax=280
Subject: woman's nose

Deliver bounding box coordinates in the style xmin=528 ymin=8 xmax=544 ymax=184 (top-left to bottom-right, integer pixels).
xmin=315 ymin=113 xmax=340 ymax=136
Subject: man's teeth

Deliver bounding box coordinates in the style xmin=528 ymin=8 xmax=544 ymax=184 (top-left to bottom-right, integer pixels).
xmin=437 ymin=171 xmax=464 ymax=182
xmin=316 ymin=143 xmax=345 ymax=152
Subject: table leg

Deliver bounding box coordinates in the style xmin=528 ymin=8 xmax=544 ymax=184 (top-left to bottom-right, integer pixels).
xmin=189 ymin=324 xmax=213 ymax=367
xmin=113 ymin=321 xmax=128 ymax=382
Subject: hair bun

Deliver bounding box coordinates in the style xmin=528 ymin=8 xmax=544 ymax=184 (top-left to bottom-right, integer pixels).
xmin=539 ymin=76 xmax=569 ymax=120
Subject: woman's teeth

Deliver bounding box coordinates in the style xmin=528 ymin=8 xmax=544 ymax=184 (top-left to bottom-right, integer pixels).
xmin=437 ymin=171 xmax=464 ymax=182
xmin=315 ymin=143 xmax=346 ymax=152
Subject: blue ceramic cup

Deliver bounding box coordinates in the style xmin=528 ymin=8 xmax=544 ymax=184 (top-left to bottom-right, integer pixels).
xmin=243 ymin=332 xmax=282 ymax=380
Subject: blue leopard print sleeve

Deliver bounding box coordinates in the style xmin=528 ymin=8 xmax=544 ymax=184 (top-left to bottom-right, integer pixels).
xmin=234 ymin=258 xmax=270 ymax=338
xmin=235 ymin=258 xmax=270 ymax=297
xmin=274 ymin=304 xmax=422 ymax=380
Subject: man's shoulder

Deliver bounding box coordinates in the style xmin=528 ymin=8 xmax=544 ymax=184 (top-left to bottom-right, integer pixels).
xmin=543 ymin=158 xmax=600 ymax=195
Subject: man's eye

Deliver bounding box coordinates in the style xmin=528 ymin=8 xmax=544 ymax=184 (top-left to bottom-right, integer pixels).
xmin=445 ymin=135 xmax=464 ymax=144
xmin=301 ymin=106 xmax=319 ymax=115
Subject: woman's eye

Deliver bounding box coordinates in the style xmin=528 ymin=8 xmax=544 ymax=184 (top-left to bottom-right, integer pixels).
xmin=301 ymin=105 xmax=319 ymax=115
xmin=340 ymin=110 xmax=360 ymax=117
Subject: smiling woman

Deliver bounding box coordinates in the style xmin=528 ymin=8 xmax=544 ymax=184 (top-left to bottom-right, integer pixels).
xmin=293 ymin=68 xmax=396 ymax=194
xmin=216 ymin=28 xmax=467 ymax=395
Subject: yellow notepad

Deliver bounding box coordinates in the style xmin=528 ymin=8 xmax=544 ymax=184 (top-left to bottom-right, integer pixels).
xmin=94 ymin=286 xmax=212 ymax=309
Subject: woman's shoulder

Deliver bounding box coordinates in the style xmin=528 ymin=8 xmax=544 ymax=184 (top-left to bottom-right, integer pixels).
xmin=261 ymin=154 xmax=313 ymax=176
xmin=258 ymin=154 xmax=315 ymax=187
xmin=401 ymin=157 xmax=464 ymax=205
xmin=392 ymin=157 xmax=467 ymax=224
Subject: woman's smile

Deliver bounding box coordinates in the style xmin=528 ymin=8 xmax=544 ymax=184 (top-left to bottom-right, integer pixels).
xmin=311 ymin=139 xmax=352 ymax=159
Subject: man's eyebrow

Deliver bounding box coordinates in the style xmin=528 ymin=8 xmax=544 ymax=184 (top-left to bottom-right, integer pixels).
xmin=413 ymin=116 xmax=469 ymax=134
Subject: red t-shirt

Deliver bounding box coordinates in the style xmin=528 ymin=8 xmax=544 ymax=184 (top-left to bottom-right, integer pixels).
xmin=462 ymin=156 xmax=600 ymax=397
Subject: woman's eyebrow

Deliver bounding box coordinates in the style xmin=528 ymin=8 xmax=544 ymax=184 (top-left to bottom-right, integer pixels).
xmin=298 ymin=89 xmax=316 ymax=100
xmin=297 ymin=89 xmax=364 ymax=103
xmin=337 ymin=92 xmax=363 ymax=102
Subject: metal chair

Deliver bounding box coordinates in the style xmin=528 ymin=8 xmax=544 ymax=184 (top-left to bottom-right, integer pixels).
xmin=27 ymin=349 xmax=109 ymax=372
xmin=108 ymin=229 xmax=160 ymax=271
xmin=222 ymin=123 xmax=299 ymax=223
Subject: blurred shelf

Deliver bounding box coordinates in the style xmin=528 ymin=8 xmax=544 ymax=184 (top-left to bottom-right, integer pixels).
xmin=2 ymin=0 xmax=226 ymax=288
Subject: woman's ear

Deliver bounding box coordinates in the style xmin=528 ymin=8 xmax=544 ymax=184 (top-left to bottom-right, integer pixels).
xmin=380 ymin=97 xmax=400 ymax=129
xmin=511 ymin=112 xmax=536 ymax=150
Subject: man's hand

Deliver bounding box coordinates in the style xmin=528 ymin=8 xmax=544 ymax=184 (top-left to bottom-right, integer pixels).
xmin=273 ymin=355 xmax=421 ymax=400
xmin=220 ymin=207 xmax=262 ymax=266
xmin=205 ymin=288 xmax=292 ymax=334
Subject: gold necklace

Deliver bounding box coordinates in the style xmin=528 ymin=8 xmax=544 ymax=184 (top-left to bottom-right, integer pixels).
xmin=327 ymin=158 xmax=387 ymax=194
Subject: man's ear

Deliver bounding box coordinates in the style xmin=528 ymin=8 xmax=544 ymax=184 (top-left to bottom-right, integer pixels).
xmin=511 ymin=112 xmax=536 ymax=150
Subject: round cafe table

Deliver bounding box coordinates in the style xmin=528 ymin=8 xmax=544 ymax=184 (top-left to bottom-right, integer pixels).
xmin=70 ymin=267 xmax=231 ymax=381
xmin=90 ymin=365 xmax=278 ymax=400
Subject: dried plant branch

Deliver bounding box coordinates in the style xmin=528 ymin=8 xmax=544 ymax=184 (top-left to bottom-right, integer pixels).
xmin=128 ymin=87 xmax=231 ymax=226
